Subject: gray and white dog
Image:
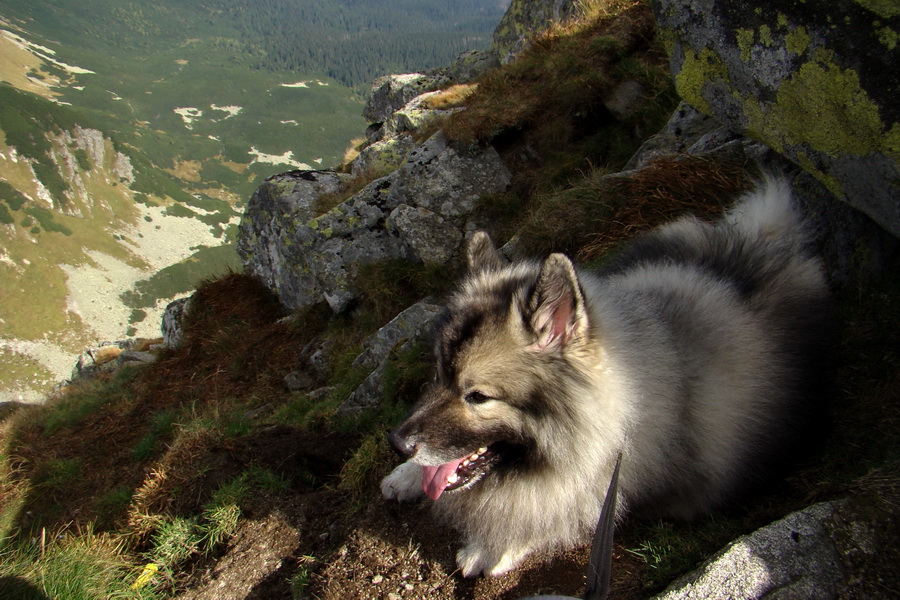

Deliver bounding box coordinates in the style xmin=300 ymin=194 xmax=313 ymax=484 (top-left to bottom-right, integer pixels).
xmin=381 ymin=176 xmax=833 ymax=577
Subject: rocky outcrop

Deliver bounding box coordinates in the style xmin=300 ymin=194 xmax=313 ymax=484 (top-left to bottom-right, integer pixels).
xmin=69 ymin=338 xmax=160 ymax=382
xmin=237 ymin=132 xmax=510 ymax=313
xmin=654 ymin=501 xmax=845 ymax=600
xmin=652 ymin=0 xmax=900 ymax=237
xmin=492 ymin=0 xmax=581 ymax=64
xmin=653 ymin=494 xmax=900 ymax=600
xmin=363 ymin=73 xmax=450 ymax=125
xmin=162 ymin=296 xmax=191 ymax=349
xmin=338 ymin=300 xmax=443 ymax=414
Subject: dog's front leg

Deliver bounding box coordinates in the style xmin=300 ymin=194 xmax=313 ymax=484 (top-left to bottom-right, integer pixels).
xmin=381 ymin=461 xmax=425 ymax=502
xmin=457 ymin=542 xmax=530 ymax=577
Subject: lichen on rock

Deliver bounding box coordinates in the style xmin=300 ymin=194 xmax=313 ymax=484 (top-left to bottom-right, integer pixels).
xmin=653 ymin=0 xmax=900 ymax=236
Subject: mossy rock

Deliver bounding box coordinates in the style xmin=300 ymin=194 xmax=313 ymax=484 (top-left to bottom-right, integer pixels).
xmin=653 ymin=0 xmax=900 ymax=237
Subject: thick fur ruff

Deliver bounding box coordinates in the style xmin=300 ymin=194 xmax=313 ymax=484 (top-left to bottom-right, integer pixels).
xmin=381 ymin=176 xmax=833 ymax=577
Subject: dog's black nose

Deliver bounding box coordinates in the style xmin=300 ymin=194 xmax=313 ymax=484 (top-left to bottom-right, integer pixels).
xmin=388 ymin=429 xmax=417 ymax=459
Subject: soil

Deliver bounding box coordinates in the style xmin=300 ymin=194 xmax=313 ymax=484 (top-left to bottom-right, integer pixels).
xmin=174 ymin=425 xmax=646 ymax=600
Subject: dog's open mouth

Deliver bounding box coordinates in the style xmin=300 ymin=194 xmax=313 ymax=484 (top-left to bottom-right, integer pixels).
xmin=421 ymin=445 xmax=501 ymax=500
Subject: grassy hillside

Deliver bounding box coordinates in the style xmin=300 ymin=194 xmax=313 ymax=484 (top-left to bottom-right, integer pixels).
xmin=0 ymin=0 xmax=505 ymax=401
xmin=0 ymin=6 xmax=374 ymax=400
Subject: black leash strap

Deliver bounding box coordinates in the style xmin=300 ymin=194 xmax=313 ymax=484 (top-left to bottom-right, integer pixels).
xmin=584 ymin=452 xmax=622 ymax=600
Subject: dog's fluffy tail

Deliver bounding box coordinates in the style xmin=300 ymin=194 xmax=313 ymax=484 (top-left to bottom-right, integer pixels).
xmin=725 ymin=175 xmax=805 ymax=243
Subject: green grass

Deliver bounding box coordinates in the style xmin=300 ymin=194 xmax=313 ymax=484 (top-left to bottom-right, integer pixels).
xmin=147 ymin=516 xmax=202 ymax=567
xmin=33 ymin=458 xmax=82 ymax=499
xmin=131 ymin=410 xmax=179 ymax=462
xmin=246 ymin=466 xmax=292 ymax=493
xmin=288 ymin=556 xmax=317 ymax=599
xmin=0 ymin=528 xmax=160 ymax=600
xmin=96 ymin=486 xmax=135 ymax=522
xmin=38 ymin=371 xmax=134 ymax=436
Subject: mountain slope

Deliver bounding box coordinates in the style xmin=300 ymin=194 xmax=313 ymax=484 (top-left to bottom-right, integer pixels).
xmin=0 ymin=0 xmax=502 ymax=401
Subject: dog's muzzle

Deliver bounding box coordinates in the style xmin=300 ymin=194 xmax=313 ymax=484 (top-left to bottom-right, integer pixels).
xmin=387 ymin=428 xmax=417 ymax=459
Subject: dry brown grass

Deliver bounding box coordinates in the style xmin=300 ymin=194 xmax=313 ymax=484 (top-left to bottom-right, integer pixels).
xmin=420 ymin=84 xmax=478 ymax=110
xmin=576 ymin=155 xmax=752 ymax=260
xmin=512 ymin=155 xmax=751 ymax=260
xmin=340 ymin=136 xmax=368 ymax=169
xmin=443 ymin=1 xmax=660 ymax=145
xmin=127 ymin=427 xmax=222 ymax=539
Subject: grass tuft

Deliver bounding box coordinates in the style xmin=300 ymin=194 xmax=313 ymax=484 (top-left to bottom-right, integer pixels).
xmin=0 ymin=526 xmax=159 ymax=600
xmin=148 ymin=516 xmax=202 ymax=567
xmin=514 ymin=156 xmax=751 ymax=260
xmin=420 ymin=84 xmax=478 ymax=110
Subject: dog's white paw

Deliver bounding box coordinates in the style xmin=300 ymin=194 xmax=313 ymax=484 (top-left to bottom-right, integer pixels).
xmin=456 ymin=543 xmax=528 ymax=578
xmin=381 ymin=462 xmax=424 ymax=502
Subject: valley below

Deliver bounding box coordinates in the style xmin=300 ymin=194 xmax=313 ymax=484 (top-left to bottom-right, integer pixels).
xmin=0 ymin=0 xmax=503 ymax=402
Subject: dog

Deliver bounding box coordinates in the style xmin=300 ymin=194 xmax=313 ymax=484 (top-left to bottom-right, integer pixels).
xmin=381 ymin=176 xmax=833 ymax=577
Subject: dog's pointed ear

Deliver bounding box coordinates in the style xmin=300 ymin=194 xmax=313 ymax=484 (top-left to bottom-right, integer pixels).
xmin=528 ymin=253 xmax=589 ymax=352
xmin=466 ymin=231 xmax=507 ymax=272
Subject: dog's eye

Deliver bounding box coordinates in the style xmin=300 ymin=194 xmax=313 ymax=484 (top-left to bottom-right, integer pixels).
xmin=464 ymin=390 xmax=491 ymax=404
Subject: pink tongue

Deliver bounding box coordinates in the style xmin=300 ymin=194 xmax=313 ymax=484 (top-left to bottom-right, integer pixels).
xmin=422 ymin=459 xmax=463 ymax=500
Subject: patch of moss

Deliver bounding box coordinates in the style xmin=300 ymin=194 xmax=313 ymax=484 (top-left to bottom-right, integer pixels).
xmin=742 ymin=53 xmax=885 ymax=159
xmin=758 ymin=24 xmax=773 ymax=46
xmin=876 ymin=25 xmax=898 ymax=50
xmin=785 ymin=26 xmax=811 ymax=55
xmin=674 ymin=44 xmax=729 ymax=115
xmin=854 ymin=0 xmax=900 ymax=19
xmin=736 ymin=29 xmax=755 ymax=62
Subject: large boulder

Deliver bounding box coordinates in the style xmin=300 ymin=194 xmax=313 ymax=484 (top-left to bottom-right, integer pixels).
xmin=363 ymin=73 xmax=450 ymax=125
xmin=236 ymin=133 xmax=511 ymax=313
xmin=652 ymin=0 xmax=900 ymax=237
xmin=492 ymin=0 xmax=582 ymax=64
xmin=386 ymin=131 xmax=511 ymax=224
xmin=240 ymin=173 xmax=406 ymax=313
xmin=237 ymin=170 xmax=354 ymax=310
xmin=161 ymin=296 xmax=191 ymax=349
xmin=653 ymin=501 xmax=845 ymax=600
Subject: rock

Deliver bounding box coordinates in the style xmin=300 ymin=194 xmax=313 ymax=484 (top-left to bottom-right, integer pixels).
xmin=387 ymin=131 xmax=512 ymax=224
xmin=492 ymin=0 xmax=582 ymax=64
xmin=351 ymin=135 xmax=417 ymax=178
xmin=162 ymin=296 xmax=191 ymax=349
xmin=117 ymin=350 xmax=156 ymax=366
xmin=283 ymin=371 xmax=314 ymax=392
xmin=351 ymin=301 xmax=443 ymax=372
xmin=603 ymin=80 xmax=647 ymax=121
xmin=654 ymin=501 xmax=845 ymax=599
xmin=363 ymin=73 xmax=450 ymax=124
xmin=377 ymin=90 xmax=464 ymax=141
xmin=236 ymin=170 xmax=351 ymax=293
xmin=307 ymin=386 xmax=335 ymax=402
xmin=69 ymin=339 xmax=160 ymax=382
xmin=652 ymin=0 xmax=900 ymax=237
xmin=624 ymin=102 xmax=723 ymax=169
xmin=238 ymin=171 xmax=405 ymax=313
xmin=386 ymin=205 xmax=462 ymax=264
xmin=338 ymin=301 xmax=443 ymax=414
xmin=438 ymin=49 xmax=501 ymax=84
xmin=653 ymin=494 xmax=900 ymax=600
xmin=237 ymin=133 xmax=510 ymax=313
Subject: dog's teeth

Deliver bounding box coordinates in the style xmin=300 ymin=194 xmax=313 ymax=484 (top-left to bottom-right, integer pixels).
xmin=478 ymin=447 xmax=487 ymax=454
xmin=447 ymin=473 xmax=459 ymax=484
xmin=462 ymin=459 xmax=470 ymax=467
